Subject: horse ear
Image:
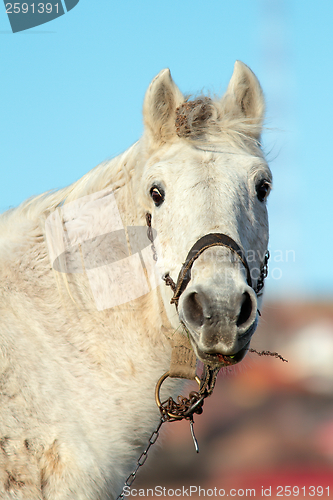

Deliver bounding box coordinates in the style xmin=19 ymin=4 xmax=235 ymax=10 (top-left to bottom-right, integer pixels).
xmin=143 ymin=69 xmax=184 ymax=148
xmin=224 ymin=61 xmax=265 ymax=137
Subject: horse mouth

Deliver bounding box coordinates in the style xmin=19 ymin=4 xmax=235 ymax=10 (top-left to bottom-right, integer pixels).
xmin=194 ymin=341 xmax=250 ymax=367
xmin=180 ymin=317 xmax=257 ymax=368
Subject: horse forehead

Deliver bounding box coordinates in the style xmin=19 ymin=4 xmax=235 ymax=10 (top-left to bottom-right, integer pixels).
xmin=157 ymin=143 xmax=263 ymax=175
xmin=146 ymin=144 xmax=268 ymax=195
xmin=172 ymin=152 xmax=261 ymax=190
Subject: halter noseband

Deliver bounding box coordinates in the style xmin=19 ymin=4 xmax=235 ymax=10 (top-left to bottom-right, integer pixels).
xmin=170 ymin=233 xmax=252 ymax=307
xmin=146 ymin=213 xmax=269 ymax=308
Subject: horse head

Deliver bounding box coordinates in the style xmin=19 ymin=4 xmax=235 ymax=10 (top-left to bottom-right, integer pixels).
xmin=137 ymin=61 xmax=271 ymax=369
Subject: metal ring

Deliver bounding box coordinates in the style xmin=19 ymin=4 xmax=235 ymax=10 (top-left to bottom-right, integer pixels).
xmin=155 ymin=371 xmax=201 ymax=420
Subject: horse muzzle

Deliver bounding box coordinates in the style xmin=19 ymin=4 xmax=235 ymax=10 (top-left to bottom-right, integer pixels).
xmin=178 ymin=277 xmax=258 ymax=367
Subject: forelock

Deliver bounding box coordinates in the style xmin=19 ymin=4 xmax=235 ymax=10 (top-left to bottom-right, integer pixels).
xmin=174 ymin=96 xmax=264 ymax=155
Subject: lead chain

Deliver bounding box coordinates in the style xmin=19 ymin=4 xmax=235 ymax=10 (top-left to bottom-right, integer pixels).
xmin=116 ymin=418 xmax=164 ymax=500
xmin=116 ymin=366 xmax=219 ymax=499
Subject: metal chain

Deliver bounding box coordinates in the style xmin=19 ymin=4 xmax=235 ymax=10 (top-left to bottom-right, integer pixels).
xmin=157 ymin=366 xmax=219 ymax=422
xmin=162 ymin=273 xmax=177 ymax=292
xmin=116 ymin=418 xmax=165 ymax=500
xmin=254 ymin=250 xmax=270 ymax=296
xmin=116 ymin=365 xmax=219 ymax=499
xmin=146 ymin=213 xmax=177 ymax=290
xmin=145 ymin=213 xmax=157 ymax=262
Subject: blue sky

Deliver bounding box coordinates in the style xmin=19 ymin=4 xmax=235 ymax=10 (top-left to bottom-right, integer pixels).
xmin=0 ymin=0 xmax=332 ymax=300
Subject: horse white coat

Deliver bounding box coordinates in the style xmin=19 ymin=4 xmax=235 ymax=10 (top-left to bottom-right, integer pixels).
xmin=0 ymin=61 xmax=272 ymax=499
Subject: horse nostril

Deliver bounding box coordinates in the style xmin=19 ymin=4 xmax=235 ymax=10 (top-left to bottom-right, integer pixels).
xmin=183 ymin=292 xmax=204 ymax=328
xmin=237 ymin=292 xmax=253 ymax=327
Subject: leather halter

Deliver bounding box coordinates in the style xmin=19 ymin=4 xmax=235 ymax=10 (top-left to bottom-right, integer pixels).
xmin=170 ymin=233 xmax=252 ymax=307
xmin=145 ymin=213 xmax=269 ymax=309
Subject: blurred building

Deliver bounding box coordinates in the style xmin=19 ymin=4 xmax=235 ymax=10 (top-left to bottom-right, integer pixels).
xmin=127 ymin=301 xmax=333 ymax=499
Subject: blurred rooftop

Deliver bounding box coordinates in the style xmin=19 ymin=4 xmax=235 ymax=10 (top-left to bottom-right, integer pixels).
xmin=128 ymin=300 xmax=333 ymax=499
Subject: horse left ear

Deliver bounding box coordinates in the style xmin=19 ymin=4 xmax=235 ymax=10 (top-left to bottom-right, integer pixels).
xmin=143 ymin=69 xmax=184 ymax=149
xmin=224 ymin=61 xmax=265 ymax=137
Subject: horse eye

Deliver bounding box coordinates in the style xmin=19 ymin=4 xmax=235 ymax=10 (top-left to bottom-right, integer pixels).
xmin=150 ymin=186 xmax=165 ymax=207
xmin=256 ymin=180 xmax=270 ymax=202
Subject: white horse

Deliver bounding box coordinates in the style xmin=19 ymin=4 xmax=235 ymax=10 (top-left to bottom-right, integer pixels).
xmin=0 ymin=61 xmax=271 ymax=499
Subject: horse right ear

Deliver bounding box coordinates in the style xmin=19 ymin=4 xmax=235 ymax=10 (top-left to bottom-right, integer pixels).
xmin=143 ymin=69 xmax=184 ymax=149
